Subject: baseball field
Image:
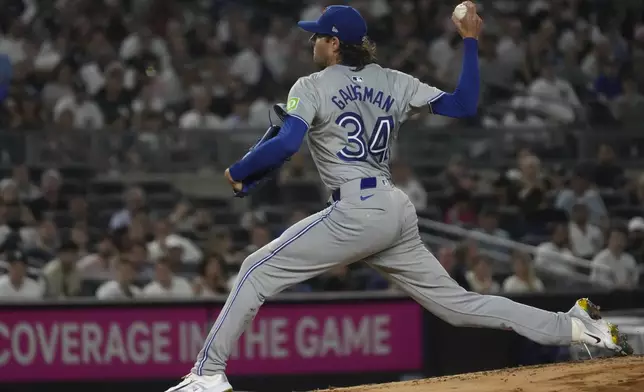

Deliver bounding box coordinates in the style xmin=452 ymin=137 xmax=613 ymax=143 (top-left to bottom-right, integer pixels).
xmin=322 ymin=356 xmax=644 ymax=392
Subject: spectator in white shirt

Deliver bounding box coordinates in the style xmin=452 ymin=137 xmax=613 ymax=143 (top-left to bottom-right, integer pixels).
xmin=535 ymin=222 xmax=577 ymax=277
xmin=503 ymin=251 xmax=545 ymax=294
xmin=147 ymin=218 xmax=203 ymax=264
xmin=528 ymin=63 xmax=582 ymax=123
xmin=96 ymin=258 xmax=141 ymax=300
xmin=192 ymin=254 xmax=229 ymax=298
xmin=229 ymin=34 xmax=263 ymax=86
xmin=0 ymin=250 xmax=43 ymax=301
xmin=568 ymin=203 xmax=603 ymax=259
xmin=109 ymin=186 xmax=146 ymax=231
xmin=465 ymin=256 xmax=500 ymax=294
xmin=77 ymin=234 xmax=119 ymax=281
xmin=52 ymin=81 xmax=105 ymax=130
xmin=391 ymin=160 xmax=427 ymax=211
xmin=555 ymin=166 xmax=608 ymax=226
xmin=591 ymin=227 xmax=639 ymax=289
xmin=142 ymin=256 xmax=193 ymax=299
xmin=178 ymin=86 xmax=224 ymax=130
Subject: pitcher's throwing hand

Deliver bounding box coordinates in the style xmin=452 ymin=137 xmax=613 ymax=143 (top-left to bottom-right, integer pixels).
xmin=452 ymin=1 xmax=483 ymax=39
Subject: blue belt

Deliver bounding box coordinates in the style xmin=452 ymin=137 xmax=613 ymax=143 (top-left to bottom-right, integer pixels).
xmin=331 ymin=177 xmax=377 ymax=202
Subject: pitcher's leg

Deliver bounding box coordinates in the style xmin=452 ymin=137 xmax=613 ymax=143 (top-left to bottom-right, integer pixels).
xmin=368 ymin=238 xmax=573 ymax=346
xmin=193 ymin=198 xmax=399 ymax=376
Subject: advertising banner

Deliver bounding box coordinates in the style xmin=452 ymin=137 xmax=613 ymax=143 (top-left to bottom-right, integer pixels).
xmin=0 ymin=301 xmax=422 ymax=381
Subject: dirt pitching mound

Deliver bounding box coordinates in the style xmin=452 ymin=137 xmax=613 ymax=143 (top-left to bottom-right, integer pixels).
xmin=322 ymin=356 xmax=644 ymax=392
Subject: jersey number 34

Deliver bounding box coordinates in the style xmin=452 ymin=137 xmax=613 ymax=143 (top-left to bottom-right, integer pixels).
xmin=336 ymin=112 xmax=394 ymax=163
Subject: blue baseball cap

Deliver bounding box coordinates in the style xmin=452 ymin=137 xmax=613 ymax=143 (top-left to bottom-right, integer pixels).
xmin=297 ymin=5 xmax=367 ymax=45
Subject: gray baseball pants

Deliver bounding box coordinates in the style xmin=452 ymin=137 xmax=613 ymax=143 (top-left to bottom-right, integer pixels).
xmin=192 ymin=177 xmax=572 ymax=375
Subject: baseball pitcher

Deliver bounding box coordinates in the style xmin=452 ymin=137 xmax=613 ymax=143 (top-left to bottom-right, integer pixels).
xmin=168 ymin=3 xmax=631 ymax=392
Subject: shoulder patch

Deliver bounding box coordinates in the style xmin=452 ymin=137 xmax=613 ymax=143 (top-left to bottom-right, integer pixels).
xmin=286 ymin=97 xmax=300 ymax=112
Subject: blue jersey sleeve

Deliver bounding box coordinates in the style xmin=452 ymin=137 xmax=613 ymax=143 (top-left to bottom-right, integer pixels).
xmin=228 ymin=116 xmax=309 ymax=181
xmin=430 ymin=38 xmax=480 ymax=118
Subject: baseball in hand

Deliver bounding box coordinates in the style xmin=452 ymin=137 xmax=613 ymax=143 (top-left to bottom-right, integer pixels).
xmin=453 ymin=3 xmax=468 ymax=20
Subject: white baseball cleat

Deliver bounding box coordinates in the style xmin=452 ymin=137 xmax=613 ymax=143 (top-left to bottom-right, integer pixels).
xmin=165 ymin=373 xmax=233 ymax=392
xmin=568 ymin=298 xmax=633 ymax=356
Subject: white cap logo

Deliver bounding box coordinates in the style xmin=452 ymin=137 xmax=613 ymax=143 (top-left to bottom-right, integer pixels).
xmin=332 ymin=26 xmax=338 ymax=33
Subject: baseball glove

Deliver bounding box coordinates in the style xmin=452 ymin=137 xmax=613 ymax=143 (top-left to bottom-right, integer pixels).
xmin=233 ymin=103 xmax=290 ymax=198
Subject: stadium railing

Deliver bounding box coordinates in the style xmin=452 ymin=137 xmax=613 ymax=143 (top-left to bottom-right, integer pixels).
xmin=2 ymin=125 xmax=643 ymax=173
xmin=417 ymin=217 xmax=626 ymax=289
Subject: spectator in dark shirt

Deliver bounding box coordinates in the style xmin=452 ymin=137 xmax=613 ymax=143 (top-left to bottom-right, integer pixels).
xmin=593 ymin=144 xmax=624 ymax=189
xmin=593 ymin=61 xmax=622 ymax=102
xmin=94 ymin=62 xmax=132 ymax=127
xmin=315 ymin=265 xmax=358 ymax=291
xmin=515 ymin=154 xmax=546 ymax=217
xmin=444 ymin=190 xmax=476 ymax=226
xmin=29 ymin=169 xmax=65 ymax=222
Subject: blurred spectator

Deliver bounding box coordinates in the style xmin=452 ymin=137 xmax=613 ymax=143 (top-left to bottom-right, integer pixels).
xmin=278 ymin=152 xmax=317 ymax=185
xmin=593 ymin=61 xmax=622 ymax=102
xmin=535 ymin=223 xmax=577 ymax=277
xmin=0 ymin=250 xmax=43 ymax=301
xmin=503 ymin=251 xmax=545 ymax=294
xmin=94 ymin=62 xmax=133 ymax=128
xmin=391 ymin=160 xmax=427 ymax=211
xmin=142 ymin=256 xmax=193 ymax=298
xmin=447 ymin=243 xmax=472 ymax=290
xmin=172 ymin=203 xmax=214 ymax=241
xmin=514 ymin=154 xmax=546 ymax=218
xmin=592 ymin=144 xmax=624 ymax=189
xmin=178 ymin=86 xmax=224 ymax=130
xmin=555 ymin=165 xmax=607 ymax=226
xmin=52 ymin=81 xmax=104 ymax=129
xmin=129 ymin=242 xmax=153 ymax=280
xmin=77 ymin=234 xmax=118 ymax=281
xmin=95 ymin=257 xmax=141 ymax=300
xmin=42 ymin=240 xmax=81 ymax=299
xmin=206 ymin=229 xmax=240 ymax=267
xmin=222 ymin=97 xmax=254 ymax=130
xmin=590 ymin=226 xmax=639 ymax=289
xmin=627 ymin=217 xmax=644 ymax=265
xmin=70 ymin=223 xmax=90 ymax=257
xmin=611 ymin=77 xmax=644 ymax=126
xmin=444 ymin=190 xmax=475 ymax=226
xmin=65 ymin=195 xmax=90 ymax=228
xmin=465 ymin=256 xmax=500 ymax=294
xmin=193 ymin=254 xmax=229 ymax=298
xmin=527 ymin=63 xmax=582 ymax=124
xmin=568 ymin=203 xmax=603 ymax=259
xmin=30 ymin=219 xmax=59 ymax=258
xmin=315 ymin=265 xmax=358 ymax=292
xmin=0 ymin=183 xmax=38 ymax=247
xmin=629 ymin=173 xmax=644 ymax=208
xmin=438 ymin=155 xmax=474 ymax=195
xmin=147 ymin=218 xmax=202 ymax=264
xmin=42 ymin=63 xmax=75 ymax=110
xmin=28 ymin=169 xmax=64 ymax=221
xmin=109 ymin=186 xmax=146 ymax=230
xmin=473 ymin=207 xmax=510 ymax=247
xmin=4 ymin=163 xmax=39 ymax=201
xmin=243 ymin=224 xmax=272 ymax=255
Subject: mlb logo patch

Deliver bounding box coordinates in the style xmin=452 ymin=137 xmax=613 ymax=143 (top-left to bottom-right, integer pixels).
xmin=332 ymin=26 xmax=338 ymax=33
xmin=352 ymin=76 xmax=364 ymax=83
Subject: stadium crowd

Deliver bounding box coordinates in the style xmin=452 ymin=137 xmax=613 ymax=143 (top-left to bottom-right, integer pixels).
xmin=1 ymin=0 xmax=644 ymax=302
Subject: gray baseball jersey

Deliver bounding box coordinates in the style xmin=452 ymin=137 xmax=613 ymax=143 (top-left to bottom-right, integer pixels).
xmin=284 ymin=63 xmax=444 ymax=190
xmin=190 ymin=64 xmax=575 ymax=380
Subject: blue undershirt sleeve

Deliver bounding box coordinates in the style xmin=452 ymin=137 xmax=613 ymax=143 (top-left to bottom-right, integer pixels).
xmin=430 ymin=38 xmax=480 ymax=118
xmin=228 ymin=116 xmax=308 ymax=181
